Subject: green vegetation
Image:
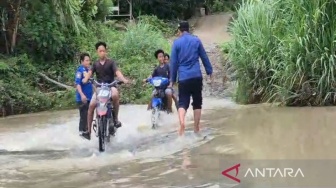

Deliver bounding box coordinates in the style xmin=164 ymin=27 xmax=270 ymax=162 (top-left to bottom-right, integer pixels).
xmin=206 ymin=0 xmax=241 ymax=13
xmin=227 ymin=0 xmax=336 ymax=106
xmin=0 ymin=1 xmax=173 ymax=116
xmin=0 ymin=0 xmax=239 ymax=117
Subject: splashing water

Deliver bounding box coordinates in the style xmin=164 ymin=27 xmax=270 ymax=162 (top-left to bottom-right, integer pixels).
xmin=0 ymin=98 xmax=235 ymax=173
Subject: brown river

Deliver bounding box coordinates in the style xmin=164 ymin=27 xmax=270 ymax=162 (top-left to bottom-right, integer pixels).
xmin=1 ymin=97 xmax=336 ymax=188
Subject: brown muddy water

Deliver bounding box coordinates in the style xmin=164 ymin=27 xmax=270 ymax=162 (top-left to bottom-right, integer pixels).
xmin=0 ymin=98 xmax=335 ymax=188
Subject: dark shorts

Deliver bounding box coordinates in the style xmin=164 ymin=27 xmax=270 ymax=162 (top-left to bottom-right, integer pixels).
xmin=178 ymin=77 xmax=203 ymax=110
xmin=77 ymin=101 xmax=89 ymax=132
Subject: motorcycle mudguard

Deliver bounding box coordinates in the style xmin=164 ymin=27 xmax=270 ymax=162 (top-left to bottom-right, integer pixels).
xmin=152 ymin=97 xmax=162 ymax=108
xmin=96 ymin=102 xmax=108 ymax=116
xmin=97 ymin=108 xmax=108 ymax=116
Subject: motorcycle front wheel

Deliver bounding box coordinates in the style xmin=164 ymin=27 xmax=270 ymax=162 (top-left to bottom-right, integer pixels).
xmin=151 ymin=107 xmax=160 ymax=129
xmin=98 ymin=116 xmax=107 ymax=152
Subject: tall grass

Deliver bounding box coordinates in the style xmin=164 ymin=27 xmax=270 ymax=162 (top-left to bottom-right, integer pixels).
xmin=228 ymin=0 xmax=336 ymax=106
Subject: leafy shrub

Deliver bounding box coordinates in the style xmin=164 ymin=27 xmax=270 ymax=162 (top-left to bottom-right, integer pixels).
xmin=221 ymin=42 xmax=230 ymax=54
xmin=112 ymin=22 xmax=171 ymax=103
xmin=0 ymin=56 xmax=51 ymax=116
xmin=137 ymin=15 xmax=175 ymax=36
xmin=228 ymin=0 xmax=336 ymax=106
xmin=55 ymin=21 xmax=170 ymax=104
xmin=1 ymin=0 xmax=179 ymax=116
xmin=207 ymin=0 xmax=241 ymax=13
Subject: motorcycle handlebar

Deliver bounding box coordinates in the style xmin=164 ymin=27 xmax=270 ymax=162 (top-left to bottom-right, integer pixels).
xmin=89 ymin=78 xmax=123 ymax=87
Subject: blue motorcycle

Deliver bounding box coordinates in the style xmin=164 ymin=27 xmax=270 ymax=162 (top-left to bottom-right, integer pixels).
xmin=145 ymin=76 xmax=170 ymax=129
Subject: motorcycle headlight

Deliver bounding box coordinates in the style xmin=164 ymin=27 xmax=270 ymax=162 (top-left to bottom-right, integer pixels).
xmin=153 ymin=79 xmax=162 ymax=87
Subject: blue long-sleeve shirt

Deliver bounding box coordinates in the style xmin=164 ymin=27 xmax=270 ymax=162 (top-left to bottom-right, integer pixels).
xmin=75 ymin=65 xmax=93 ymax=102
xmin=170 ymin=32 xmax=213 ymax=82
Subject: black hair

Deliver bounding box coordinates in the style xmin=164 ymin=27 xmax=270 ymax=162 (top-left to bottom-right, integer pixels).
xmin=154 ymin=49 xmax=165 ymax=58
xmin=178 ymin=21 xmax=190 ymax=32
xmin=179 ymin=27 xmax=189 ymax=32
xmin=95 ymin=41 xmax=107 ymax=50
xmin=79 ymin=52 xmax=90 ymax=63
xmin=164 ymin=53 xmax=170 ymax=59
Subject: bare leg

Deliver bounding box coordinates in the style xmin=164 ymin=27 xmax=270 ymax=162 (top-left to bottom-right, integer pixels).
xmin=193 ymin=109 xmax=201 ymax=133
xmin=166 ymin=93 xmax=173 ymax=113
xmin=172 ymin=95 xmax=178 ymax=110
xmin=172 ymin=95 xmax=178 ymax=104
xmin=165 ymin=88 xmax=174 ymax=113
xmin=111 ymin=87 xmax=120 ymax=122
xmin=148 ymin=90 xmax=156 ymax=110
xmin=178 ymin=108 xmax=186 ymax=136
xmin=147 ymin=99 xmax=152 ymax=110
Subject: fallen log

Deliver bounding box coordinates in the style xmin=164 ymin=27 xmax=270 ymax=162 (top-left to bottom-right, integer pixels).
xmin=44 ymin=91 xmax=69 ymax=95
xmin=38 ymin=72 xmax=74 ymax=90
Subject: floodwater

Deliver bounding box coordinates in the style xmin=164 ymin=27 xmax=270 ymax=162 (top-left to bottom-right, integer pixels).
xmin=1 ymin=98 xmax=336 ymax=188
xmin=0 ymin=98 xmax=239 ymax=188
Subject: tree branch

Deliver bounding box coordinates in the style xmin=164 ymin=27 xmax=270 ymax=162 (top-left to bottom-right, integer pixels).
xmin=38 ymin=72 xmax=74 ymax=90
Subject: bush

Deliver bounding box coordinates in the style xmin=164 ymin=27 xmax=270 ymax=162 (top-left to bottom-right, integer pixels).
xmin=59 ymin=21 xmax=170 ymax=104
xmin=0 ymin=54 xmax=78 ymax=116
xmin=113 ymin=22 xmax=171 ymax=103
xmin=207 ymin=0 xmax=241 ymax=13
xmin=1 ymin=0 xmax=176 ymax=116
xmin=137 ymin=15 xmax=175 ymax=37
xmin=228 ymin=0 xmax=336 ymax=106
xmin=0 ymin=21 xmax=170 ymax=116
xmin=221 ymin=42 xmax=230 ymax=54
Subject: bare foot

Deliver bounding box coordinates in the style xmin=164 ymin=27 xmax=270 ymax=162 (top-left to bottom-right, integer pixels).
xmin=179 ymin=124 xmax=185 ymax=136
xmin=194 ymin=125 xmax=200 ymax=133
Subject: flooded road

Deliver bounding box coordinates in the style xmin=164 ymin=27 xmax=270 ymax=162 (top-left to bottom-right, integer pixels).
xmin=2 ymin=99 xmax=336 ymax=187
xmin=0 ymin=98 xmax=240 ymax=188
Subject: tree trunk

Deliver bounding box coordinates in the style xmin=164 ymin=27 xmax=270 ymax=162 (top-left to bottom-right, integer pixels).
xmin=5 ymin=0 xmax=23 ymax=54
xmin=10 ymin=0 xmax=22 ymax=53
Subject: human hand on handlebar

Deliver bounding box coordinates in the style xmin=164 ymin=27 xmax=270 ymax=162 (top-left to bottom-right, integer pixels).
xmin=120 ymin=78 xmax=131 ymax=85
xmin=122 ymin=79 xmax=137 ymax=87
xmin=142 ymin=79 xmax=147 ymax=87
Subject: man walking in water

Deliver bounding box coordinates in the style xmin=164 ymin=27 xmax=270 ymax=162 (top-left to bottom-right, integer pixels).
xmin=169 ymin=21 xmax=213 ymax=136
xmin=81 ymin=41 xmax=129 ymax=140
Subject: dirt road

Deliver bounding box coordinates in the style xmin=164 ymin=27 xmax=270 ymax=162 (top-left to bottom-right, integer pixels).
xmin=193 ymin=13 xmax=232 ymax=45
xmin=192 ymin=13 xmax=234 ymax=98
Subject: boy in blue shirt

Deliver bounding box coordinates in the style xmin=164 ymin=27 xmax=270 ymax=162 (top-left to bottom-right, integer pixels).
xmin=75 ymin=53 xmax=93 ymax=135
xmin=143 ymin=49 xmax=178 ymax=112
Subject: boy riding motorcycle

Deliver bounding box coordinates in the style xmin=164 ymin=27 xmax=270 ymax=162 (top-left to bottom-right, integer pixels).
xmin=143 ymin=49 xmax=177 ymax=113
xmin=81 ymin=41 xmax=129 ymax=140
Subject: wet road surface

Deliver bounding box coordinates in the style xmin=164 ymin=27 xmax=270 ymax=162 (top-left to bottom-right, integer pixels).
xmin=1 ymin=99 xmax=336 ymax=187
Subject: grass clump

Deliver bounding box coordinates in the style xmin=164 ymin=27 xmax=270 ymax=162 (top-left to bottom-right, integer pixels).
xmin=228 ymin=0 xmax=336 ymax=106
